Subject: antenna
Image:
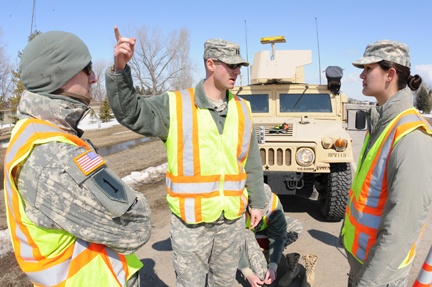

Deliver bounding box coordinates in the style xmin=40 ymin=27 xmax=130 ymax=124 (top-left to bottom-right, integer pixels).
xmin=31 ymin=0 xmax=36 ymax=35
xmin=315 ymin=17 xmax=322 ymax=85
xmin=244 ymin=20 xmax=250 ymax=85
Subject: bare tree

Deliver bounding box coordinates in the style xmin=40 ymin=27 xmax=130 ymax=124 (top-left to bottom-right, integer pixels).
xmin=0 ymin=29 xmax=13 ymax=118
xmin=130 ymin=25 xmax=194 ymax=96
xmin=90 ymin=59 xmax=109 ymax=103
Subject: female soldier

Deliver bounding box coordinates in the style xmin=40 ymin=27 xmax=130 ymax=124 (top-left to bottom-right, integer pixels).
xmin=340 ymin=40 xmax=432 ymax=286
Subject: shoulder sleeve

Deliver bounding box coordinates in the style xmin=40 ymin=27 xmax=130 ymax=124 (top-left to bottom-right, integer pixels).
xmin=19 ymin=141 xmax=151 ymax=254
xmin=245 ymin=131 xmax=266 ymax=209
xmin=105 ymin=65 xmax=170 ymax=140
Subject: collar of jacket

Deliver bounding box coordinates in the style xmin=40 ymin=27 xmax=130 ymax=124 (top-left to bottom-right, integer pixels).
xmin=17 ymin=90 xmax=90 ymax=137
xmin=368 ymin=88 xmax=414 ymax=135
xmin=194 ymin=79 xmax=230 ymax=110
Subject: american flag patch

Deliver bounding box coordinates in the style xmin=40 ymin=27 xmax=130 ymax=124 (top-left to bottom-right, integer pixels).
xmin=74 ymin=151 xmax=105 ymax=175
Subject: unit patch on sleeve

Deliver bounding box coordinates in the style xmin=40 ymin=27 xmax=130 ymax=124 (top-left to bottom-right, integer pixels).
xmin=74 ymin=150 xmax=105 ymax=175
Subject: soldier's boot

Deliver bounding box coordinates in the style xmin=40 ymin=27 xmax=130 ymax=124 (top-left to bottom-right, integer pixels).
xmin=300 ymin=254 xmax=318 ymax=287
xmin=278 ymin=252 xmax=300 ymax=287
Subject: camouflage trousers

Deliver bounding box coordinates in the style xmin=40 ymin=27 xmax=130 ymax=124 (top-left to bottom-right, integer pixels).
xmin=285 ymin=216 xmax=304 ymax=246
xmin=170 ymin=214 xmax=244 ymax=287
xmin=244 ymin=216 xmax=303 ymax=279
xmin=347 ymin=273 xmax=408 ymax=287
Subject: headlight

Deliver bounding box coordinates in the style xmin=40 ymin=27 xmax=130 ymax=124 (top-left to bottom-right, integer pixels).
xmin=321 ymin=137 xmax=333 ymax=149
xmin=296 ymin=148 xmax=315 ymax=167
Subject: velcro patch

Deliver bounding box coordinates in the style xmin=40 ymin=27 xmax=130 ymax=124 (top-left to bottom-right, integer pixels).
xmin=74 ymin=151 xmax=105 ymax=175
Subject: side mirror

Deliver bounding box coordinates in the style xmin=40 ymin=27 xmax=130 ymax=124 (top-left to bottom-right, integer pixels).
xmin=355 ymin=110 xmax=366 ymax=130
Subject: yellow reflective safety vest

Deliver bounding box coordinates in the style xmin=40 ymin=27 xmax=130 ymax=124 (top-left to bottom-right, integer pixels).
xmin=342 ymin=108 xmax=432 ymax=267
xmin=165 ymin=88 xmax=252 ymax=223
xmin=246 ymin=191 xmax=279 ymax=232
xmin=4 ymin=118 xmax=142 ymax=286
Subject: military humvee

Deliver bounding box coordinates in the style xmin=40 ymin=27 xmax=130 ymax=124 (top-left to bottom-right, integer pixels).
xmin=232 ymin=36 xmax=354 ymax=221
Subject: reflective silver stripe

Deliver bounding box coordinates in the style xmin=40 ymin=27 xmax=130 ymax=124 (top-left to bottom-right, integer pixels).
xmin=179 ymin=89 xmax=195 ymax=176
xmin=167 ymin=177 xmax=245 ymax=194
xmin=167 ymin=177 xmax=219 ymax=194
xmin=364 ymin=113 xmax=420 ymax=208
xmin=350 ymin=208 xmax=381 ymax=229
xmin=27 ymin=258 xmax=71 ymax=285
xmin=223 ymin=179 xmax=246 ymax=191
xmin=184 ymin=198 xmax=196 ymax=222
xmin=6 ymin=121 xmax=61 ymax=163
xmin=105 ymin=244 xmax=127 ymax=284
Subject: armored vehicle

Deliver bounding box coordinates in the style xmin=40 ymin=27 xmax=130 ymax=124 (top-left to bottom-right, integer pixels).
xmin=232 ymin=36 xmax=354 ymax=221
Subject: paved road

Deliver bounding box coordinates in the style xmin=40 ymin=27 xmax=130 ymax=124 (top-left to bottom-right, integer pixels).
xmin=136 ymin=128 xmax=432 ymax=286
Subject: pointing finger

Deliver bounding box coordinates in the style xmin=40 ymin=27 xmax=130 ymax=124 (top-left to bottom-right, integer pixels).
xmin=114 ymin=26 xmax=121 ymax=41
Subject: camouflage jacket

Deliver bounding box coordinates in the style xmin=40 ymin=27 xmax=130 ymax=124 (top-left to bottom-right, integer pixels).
xmin=14 ymin=90 xmax=151 ymax=255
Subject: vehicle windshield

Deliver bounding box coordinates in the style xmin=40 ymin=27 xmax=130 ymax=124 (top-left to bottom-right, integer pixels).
xmin=280 ymin=93 xmax=332 ymax=113
xmin=239 ymin=94 xmax=269 ymax=113
xmin=239 ymin=93 xmax=332 ymax=113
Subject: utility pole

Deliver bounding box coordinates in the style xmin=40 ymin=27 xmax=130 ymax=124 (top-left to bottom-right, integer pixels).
xmin=244 ymin=20 xmax=250 ymax=85
xmin=315 ymin=17 xmax=322 ymax=85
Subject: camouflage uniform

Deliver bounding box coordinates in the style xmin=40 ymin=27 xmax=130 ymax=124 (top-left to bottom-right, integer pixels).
xmin=106 ymin=38 xmax=266 ymax=286
xmin=14 ymin=91 xmax=152 ymax=286
xmin=239 ymin=184 xmax=303 ymax=281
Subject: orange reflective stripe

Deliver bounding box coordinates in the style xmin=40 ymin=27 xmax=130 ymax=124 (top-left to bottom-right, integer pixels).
xmin=189 ymin=88 xmax=201 ymax=175
xmin=195 ymin=198 xmax=202 ymax=222
xmin=235 ymin=98 xmax=246 ymax=164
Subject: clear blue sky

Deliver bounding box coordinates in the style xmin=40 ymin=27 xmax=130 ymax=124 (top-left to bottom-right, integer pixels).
xmin=1 ymin=0 xmax=431 ymax=101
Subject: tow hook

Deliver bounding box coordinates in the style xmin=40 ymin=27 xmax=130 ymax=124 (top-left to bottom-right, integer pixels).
xmin=284 ymin=173 xmax=304 ymax=190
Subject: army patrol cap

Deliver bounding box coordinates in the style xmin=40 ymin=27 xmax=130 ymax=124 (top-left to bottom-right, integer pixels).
xmin=204 ymin=38 xmax=249 ymax=66
xmin=352 ymin=40 xmax=410 ymax=69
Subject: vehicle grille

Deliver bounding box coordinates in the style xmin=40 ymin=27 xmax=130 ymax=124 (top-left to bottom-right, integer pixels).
xmin=260 ymin=148 xmax=292 ymax=166
xmin=255 ymin=126 xmax=293 ymax=137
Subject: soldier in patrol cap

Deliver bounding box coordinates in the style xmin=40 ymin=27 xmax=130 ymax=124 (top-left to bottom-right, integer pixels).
xmin=106 ymin=27 xmax=266 ymax=286
xmin=340 ymin=39 xmax=432 ymax=286
xmin=4 ymin=30 xmax=151 ymax=287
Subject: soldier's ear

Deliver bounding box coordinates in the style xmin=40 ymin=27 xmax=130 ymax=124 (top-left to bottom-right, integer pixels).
xmin=386 ymin=68 xmax=397 ymax=83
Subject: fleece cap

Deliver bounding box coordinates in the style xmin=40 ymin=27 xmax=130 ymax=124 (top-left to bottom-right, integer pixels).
xmin=352 ymin=40 xmax=410 ymax=69
xmin=204 ymin=38 xmax=249 ymax=66
xmin=19 ymin=31 xmax=91 ymax=93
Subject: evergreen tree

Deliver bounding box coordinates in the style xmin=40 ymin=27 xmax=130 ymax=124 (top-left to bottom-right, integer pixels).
xmin=99 ymin=97 xmax=114 ymax=123
xmin=415 ymin=85 xmax=431 ymax=114
xmin=8 ymin=69 xmax=25 ymax=123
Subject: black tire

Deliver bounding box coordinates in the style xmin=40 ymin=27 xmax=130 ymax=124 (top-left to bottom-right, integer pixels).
xmin=318 ymin=163 xmax=351 ymax=221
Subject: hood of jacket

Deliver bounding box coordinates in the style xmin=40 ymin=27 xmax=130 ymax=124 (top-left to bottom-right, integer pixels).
xmin=17 ymin=90 xmax=90 ymax=137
